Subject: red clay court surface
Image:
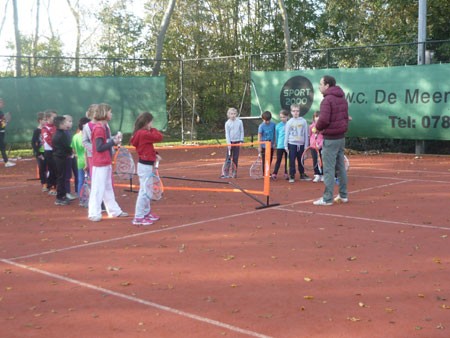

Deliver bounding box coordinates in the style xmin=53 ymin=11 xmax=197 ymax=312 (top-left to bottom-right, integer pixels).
xmin=1 ymin=148 xmax=449 ymax=338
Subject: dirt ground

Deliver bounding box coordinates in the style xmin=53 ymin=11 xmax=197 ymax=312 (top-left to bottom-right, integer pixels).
xmin=1 ymin=149 xmax=449 ymax=337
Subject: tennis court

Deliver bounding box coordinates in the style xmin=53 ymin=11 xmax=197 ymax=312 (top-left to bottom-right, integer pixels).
xmin=1 ymin=148 xmax=449 ymax=338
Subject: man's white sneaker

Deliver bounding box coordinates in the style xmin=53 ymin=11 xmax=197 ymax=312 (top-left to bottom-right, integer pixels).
xmin=313 ymin=198 xmax=333 ymax=206
xmin=66 ymin=193 xmax=78 ymax=200
xmin=313 ymin=175 xmax=321 ymax=183
xmin=5 ymin=161 xmax=16 ymax=167
xmin=334 ymin=195 xmax=349 ymax=203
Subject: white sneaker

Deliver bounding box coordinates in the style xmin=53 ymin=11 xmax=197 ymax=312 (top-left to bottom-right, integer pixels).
xmin=5 ymin=161 xmax=16 ymax=167
xmin=334 ymin=195 xmax=349 ymax=203
xmin=313 ymin=175 xmax=321 ymax=183
xmin=88 ymin=216 xmax=102 ymax=222
xmin=289 ymin=177 xmax=295 ymax=183
xmin=313 ymin=198 xmax=333 ymax=206
xmin=320 ymin=175 xmax=324 ymax=182
xmin=66 ymin=193 xmax=78 ymax=200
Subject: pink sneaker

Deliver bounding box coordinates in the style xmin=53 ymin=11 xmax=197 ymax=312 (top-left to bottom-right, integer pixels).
xmin=145 ymin=213 xmax=160 ymax=221
xmin=132 ymin=218 xmax=153 ymax=226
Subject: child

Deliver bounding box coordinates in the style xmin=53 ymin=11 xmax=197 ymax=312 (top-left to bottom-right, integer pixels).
xmin=257 ymin=111 xmax=276 ymax=175
xmin=88 ymin=103 xmax=128 ymax=222
xmin=71 ymin=117 xmax=90 ymax=200
xmin=284 ymin=104 xmax=310 ymax=183
xmin=81 ymin=104 xmax=98 ymax=176
xmin=31 ymin=112 xmax=47 ymax=191
xmin=223 ymin=107 xmax=244 ymax=178
xmin=41 ymin=110 xmax=58 ymax=194
xmin=130 ymin=112 xmax=164 ymax=226
xmin=309 ymin=111 xmax=324 ymax=183
xmin=271 ymin=109 xmax=289 ymax=180
xmin=0 ymin=98 xmax=16 ymax=167
xmin=52 ymin=116 xmax=72 ymax=206
xmin=63 ymin=115 xmax=78 ymax=200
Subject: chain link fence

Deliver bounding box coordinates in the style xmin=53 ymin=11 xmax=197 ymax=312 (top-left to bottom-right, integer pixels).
xmin=1 ymin=40 xmax=449 ymax=152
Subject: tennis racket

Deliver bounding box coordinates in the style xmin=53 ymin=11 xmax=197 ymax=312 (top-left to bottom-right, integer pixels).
xmin=152 ymin=160 xmax=164 ymax=200
xmin=144 ymin=161 xmax=163 ymax=201
xmin=113 ymin=145 xmax=135 ymax=180
xmin=249 ymin=153 xmax=263 ymax=179
xmin=221 ymin=148 xmax=236 ymax=178
xmin=301 ymin=146 xmax=322 ymax=171
xmin=79 ymin=170 xmax=90 ymax=208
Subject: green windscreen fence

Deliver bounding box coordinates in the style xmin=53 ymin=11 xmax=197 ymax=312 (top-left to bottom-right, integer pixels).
xmin=0 ymin=76 xmax=167 ymax=143
xmin=251 ymin=63 xmax=450 ymax=140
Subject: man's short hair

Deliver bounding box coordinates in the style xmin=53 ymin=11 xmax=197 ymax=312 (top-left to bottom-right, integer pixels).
xmin=322 ymin=75 xmax=336 ymax=87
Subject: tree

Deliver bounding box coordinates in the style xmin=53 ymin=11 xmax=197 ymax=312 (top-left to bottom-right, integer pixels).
xmin=152 ymin=0 xmax=176 ymax=76
xmin=278 ymin=0 xmax=292 ymax=70
xmin=66 ymin=0 xmax=82 ymax=75
xmin=12 ymin=0 xmax=22 ymax=76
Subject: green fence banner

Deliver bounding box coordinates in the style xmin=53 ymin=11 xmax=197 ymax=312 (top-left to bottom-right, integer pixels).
xmin=0 ymin=76 xmax=166 ymax=143
xmin=251 ymin=64 xmax=450 ymax=140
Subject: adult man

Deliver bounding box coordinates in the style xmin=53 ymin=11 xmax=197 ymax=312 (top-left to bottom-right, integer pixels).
xmin=0 ymin=98 xmax=16 ymax=167
xmin=313 ymin=75 xmax=349 ymax=206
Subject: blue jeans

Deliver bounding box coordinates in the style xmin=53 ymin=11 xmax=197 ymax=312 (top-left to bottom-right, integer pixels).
xmin=77 ymin=168 xmax=85 ymax=194
xmin=321 ymin=138 xmax=348 ymax=203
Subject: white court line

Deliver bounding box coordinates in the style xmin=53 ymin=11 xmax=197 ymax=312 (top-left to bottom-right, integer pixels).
xmin=0 ymin=258 xmax=272 ymax=338
xmin=276 ymin=179 xmax=450 ymax=231
xmin=350 ymin=174 xmax=450 ymax=184
xmin=0 ymin=184 xmax=30 ymax=191
xmin=284 ymin=179 xmax=411 ymax=207
xmin=278 ymin=207 xmax=450 ymax=232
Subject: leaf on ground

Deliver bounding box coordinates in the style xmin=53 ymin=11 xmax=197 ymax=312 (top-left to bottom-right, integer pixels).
xmin=440 ymin=235 xmax=448 ymax=239
xmin=223 ymin=255 xmax=235 ymax=261
xmin=441 ymin=304 xmax=450 ymax=309
xmin=303 ymin=295 xmax=314 ymax=300
xmin=107 ymin=266 xmax=122 ymax=271
xmin=230 ymin=283 xmax=238 ymax=288
xmin=347 ymin=316 xmax=361 ymax=322
xmin=358 ymin=302 xmax=369 ymax=308
xmin=120 ymin=282 xmax=131 ymax=286
xmin=347 ymin=256 xmax=357 ymax=261
xmin=433 ymin=257 xmax=442 ymax=264
xmin=436 ymin=323 xmax=445 ymax=330
xmin=204 ymin=296 xmax=216 ymax=303
xmin=385 ymin=307 xmax=395 ymax=313
xmin=303 ymin=277 xmax=312 ymax=282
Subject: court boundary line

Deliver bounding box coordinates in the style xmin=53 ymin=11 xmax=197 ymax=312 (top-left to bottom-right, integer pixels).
xmin=0 ymin=258 xmax=272 ymax=338
xmin=278 ymin=207 xmax=450 ymax=232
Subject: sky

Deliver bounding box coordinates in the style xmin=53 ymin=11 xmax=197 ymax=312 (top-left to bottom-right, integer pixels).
xmin=0 ymin=0 xmax=146 ymax=56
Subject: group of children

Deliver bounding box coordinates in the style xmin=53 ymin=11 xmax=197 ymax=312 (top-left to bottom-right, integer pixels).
xmin=32 ymin=105 xmax=164 ymax=226
xmin=225 ymin=104 xmax=324 ymax=183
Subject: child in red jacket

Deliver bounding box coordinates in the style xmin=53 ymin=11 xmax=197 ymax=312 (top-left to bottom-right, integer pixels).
xmin=130 ymin=112 xmax=163 ymax=226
